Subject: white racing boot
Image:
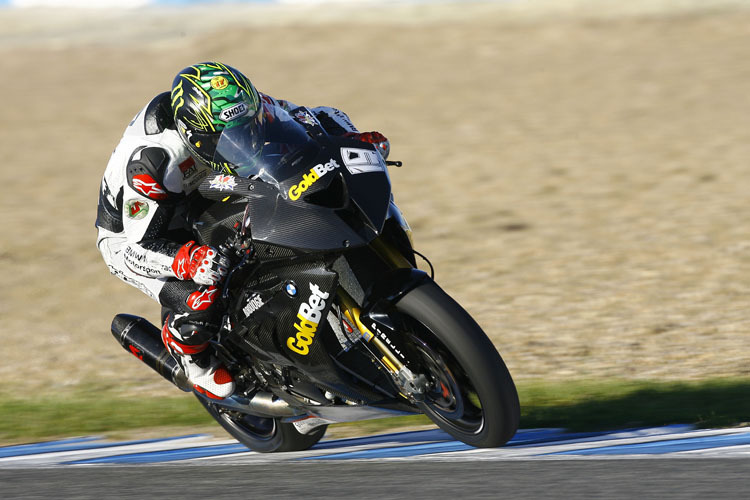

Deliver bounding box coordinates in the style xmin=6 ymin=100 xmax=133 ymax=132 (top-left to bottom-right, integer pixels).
xmin=179 ymin=350 xmax=235 ymax=400
xmin=161 ymin=319 xmax=235 ymax=400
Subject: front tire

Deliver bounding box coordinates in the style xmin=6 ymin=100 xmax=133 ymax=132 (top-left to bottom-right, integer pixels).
xmin=196 ymin=397 xmax=327 ymax=453
xmin=395 ymin=280 xmax=520 ymax=447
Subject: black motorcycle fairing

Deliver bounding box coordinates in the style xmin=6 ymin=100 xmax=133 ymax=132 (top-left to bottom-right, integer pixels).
xmin=231 ymin=262 xmax=339 ymax=367
xmin=199 ymin=116 xmax=392 ymax=253
xmin=227 ymin=260 xmax=380 ymax=400
xmin=223 ymin=255 xmax=425 ymax=408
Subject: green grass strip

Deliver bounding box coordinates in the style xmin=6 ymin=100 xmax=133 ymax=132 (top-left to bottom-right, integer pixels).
xmin=518 ymin=378 xmax=750 ymax=431
xmin=0 ymin=393 xmax=213 ymax=442
xmin=1 ymin=378 xmax=749 ymax=443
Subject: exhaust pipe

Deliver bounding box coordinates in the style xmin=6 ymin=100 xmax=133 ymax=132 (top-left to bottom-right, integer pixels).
xmin=196 ymin=392 xmax=301 ymax=418
xmin=111 ymin=313 xmax=299 ymax=418
xmin=110 ymin=313 xmax=192 ymax=392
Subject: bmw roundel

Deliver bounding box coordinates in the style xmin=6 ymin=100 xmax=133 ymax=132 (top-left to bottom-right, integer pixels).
xmin=285 ymin=282 xmax=298 ymax=297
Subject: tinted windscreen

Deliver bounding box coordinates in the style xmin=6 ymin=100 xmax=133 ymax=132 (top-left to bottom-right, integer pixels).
xmin=213 ymin=107 xmax=316 ymax=188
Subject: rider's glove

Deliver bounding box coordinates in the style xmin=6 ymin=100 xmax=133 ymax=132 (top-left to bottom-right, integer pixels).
xmin=344 ymin=131 xmax=390 ymax=160
xmin=172 ymin=241 xmax=230 ymax=286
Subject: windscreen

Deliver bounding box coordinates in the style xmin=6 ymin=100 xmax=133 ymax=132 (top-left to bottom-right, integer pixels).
xmin=212 ymin=106 xmax=316 ymax=188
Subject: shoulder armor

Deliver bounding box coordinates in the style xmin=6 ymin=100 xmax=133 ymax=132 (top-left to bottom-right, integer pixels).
xmin=143 ymin=92 xmax=174 ymax=135
xmin=126 ymin=146 xmax=171 ymax=200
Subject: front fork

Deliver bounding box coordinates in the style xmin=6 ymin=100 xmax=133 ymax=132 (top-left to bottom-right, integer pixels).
xmin=338 ymin=289 xmax=427 ymax=402
xmin=336 ymin=236 xmax=430 ymax=402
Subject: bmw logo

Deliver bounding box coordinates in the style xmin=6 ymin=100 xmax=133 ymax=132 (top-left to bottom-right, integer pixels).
xmin=285 ymin=282 xmax=297 ymax=297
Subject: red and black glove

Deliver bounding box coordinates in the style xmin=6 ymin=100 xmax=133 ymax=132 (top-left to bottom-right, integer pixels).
xmin=344 ymin=131 xmax=390 ymax=160
xmin=172 ymin=241 xmax=230 ymax=286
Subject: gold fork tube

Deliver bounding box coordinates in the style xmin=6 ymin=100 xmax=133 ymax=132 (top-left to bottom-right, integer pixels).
xmin=338 ymin=288 xmax=405 ymax=373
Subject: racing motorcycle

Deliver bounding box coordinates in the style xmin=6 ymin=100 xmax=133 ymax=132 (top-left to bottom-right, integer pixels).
xmin=111 ymin=107 xmax=520 ymax=452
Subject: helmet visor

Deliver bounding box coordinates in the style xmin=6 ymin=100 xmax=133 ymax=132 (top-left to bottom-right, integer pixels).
xmin=212 ymin=107 xmax=314 ymax=185
xmin=211 ymin=110 xmax=265 ymax=173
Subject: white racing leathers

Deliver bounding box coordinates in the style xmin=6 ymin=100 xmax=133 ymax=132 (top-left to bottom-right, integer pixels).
xmin=95 ymin=92 xmax=359 ymax=305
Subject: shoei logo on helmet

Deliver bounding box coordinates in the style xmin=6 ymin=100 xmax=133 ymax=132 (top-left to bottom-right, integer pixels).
xmin=210 ymin=76 xmax=229 ymax=90
xmin=219 ymin=102 xmax=249 ymax=123
xmin=288 ymin=159 xmax=341 ymax=201
xmin=287 ymin=283 xmax=330 ymax=356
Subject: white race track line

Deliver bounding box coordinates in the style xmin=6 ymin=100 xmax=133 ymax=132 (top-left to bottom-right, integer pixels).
xmin=1 ymin=425 xmax=749 ymax=467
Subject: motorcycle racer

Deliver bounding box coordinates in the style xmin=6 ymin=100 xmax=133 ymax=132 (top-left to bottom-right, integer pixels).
xmin=95 ymin=61 xmax=390 ymax=400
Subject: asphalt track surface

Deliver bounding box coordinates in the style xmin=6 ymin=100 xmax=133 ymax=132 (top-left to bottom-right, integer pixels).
xmin=1 ymin=426 xmax=749 ymax=499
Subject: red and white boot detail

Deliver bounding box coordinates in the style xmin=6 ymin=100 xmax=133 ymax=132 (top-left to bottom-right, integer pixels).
xmin=161 ymin=320 xmax=235 ymax=400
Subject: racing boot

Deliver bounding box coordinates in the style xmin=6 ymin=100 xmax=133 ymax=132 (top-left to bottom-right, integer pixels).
xmin=161 ymin=316 xmax=235 ymax=400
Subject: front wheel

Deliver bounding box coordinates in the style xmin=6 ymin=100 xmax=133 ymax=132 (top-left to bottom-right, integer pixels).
xmin=196 ymin=397 xmax=327 ymax=453
xmin=395 ymin=280 xmax=520 ymax=447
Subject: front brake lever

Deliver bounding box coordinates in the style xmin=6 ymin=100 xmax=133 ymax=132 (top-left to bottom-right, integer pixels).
xmin=220 ymin=237 xmax=256 ymax=301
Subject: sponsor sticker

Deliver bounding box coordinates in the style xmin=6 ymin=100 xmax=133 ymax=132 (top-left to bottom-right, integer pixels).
xmin=178 ymin=157 xmax=195 ymax=174
xmin=209 ymin=174 xmax=237 ymax=192
xmin=294 ymin=109 xmax=318 ymax=127
xmin=242 ymin=293 xmax=265 ymax=317
xmin=371 ymin=322 xmax=406 ymax=360
xmin=124 ymin=245 xmax=170 ymax=277
xmin=128 ymin=344 xmax=144 ymax=360
xmin=219 ymin=102 xmax=249 ymax=122
xmin=288 ymin=159 xmax=340 ymax=200
xmin=125 ymin=199 xmax=149 ymax=219
xmin=186 ymin=287 xmax=218 ymax=311
xmin=340 ymin=147 xmax=384 ymax=175
xmin=211 ymin=75 xmax=229 ymax=90
xmin=287 ymin=283 xmax=329 ymax=356
xmin=132 ymin=174 xmax=168 ymax=199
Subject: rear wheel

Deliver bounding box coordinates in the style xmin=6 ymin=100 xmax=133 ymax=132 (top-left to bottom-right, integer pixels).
xmin=395 ymin=280 xmax=520 ymax=447
xmin=196 ymin=397 xmax=327 ymax=453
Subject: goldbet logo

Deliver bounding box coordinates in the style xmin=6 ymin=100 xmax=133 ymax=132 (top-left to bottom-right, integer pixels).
xmin=287 ymin=283 xmax=330 ymax=355
xmin=288 ymin=159 xmax=340 ymax=201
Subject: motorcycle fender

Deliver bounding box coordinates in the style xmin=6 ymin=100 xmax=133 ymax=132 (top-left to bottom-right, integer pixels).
xmin=358 ymin=269 xmax=431 ymax=364
xmin=362 ymin=268 xmax=430 ymax=312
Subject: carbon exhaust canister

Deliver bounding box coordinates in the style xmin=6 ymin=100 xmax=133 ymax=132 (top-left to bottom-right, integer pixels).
xmin=110 ymin=313 xmax=192 ymax=392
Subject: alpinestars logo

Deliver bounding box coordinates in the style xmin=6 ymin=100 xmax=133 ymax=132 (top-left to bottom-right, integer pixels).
xmin=132 ymin=174 xmax=167 ymax=199
xmin=187 ymin=287 xmax=218 ymax=311
xmin=174 ymin=258 xmax=188 ymax=280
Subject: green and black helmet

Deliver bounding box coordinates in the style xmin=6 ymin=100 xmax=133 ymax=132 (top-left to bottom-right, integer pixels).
xmin=171 ymin=62 xmax=264 ymax=172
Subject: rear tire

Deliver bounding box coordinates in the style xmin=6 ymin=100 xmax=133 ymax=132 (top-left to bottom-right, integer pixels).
xmin=196 ymin=396 xmax=327 ymax=453
xmin=395 ymin=280 xmax=520 ymax=447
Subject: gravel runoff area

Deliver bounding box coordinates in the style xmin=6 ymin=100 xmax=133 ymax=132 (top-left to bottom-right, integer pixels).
xmin=2 ymin=0 xmax=750 ymax=398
